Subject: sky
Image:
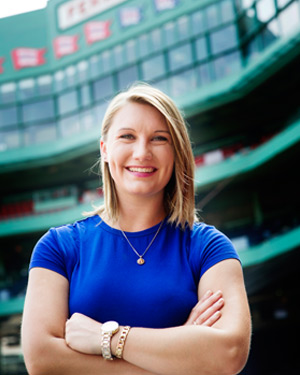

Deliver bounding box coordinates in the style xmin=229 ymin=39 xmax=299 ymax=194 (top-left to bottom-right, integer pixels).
xmin=0 ymin=0 xmax=48 ymax=19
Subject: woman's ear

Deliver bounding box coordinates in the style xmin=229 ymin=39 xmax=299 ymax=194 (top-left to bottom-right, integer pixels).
xmin=100 ymin=139 xmax=108 ymax=162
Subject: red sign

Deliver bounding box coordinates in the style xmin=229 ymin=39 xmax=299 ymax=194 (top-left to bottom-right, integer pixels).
xmin=0 ymin=58 xmax=4 ymax=74
xmin=53 ymin=35 xmax=79 ymax=58
xmin=84 ymin=20 xmax=111 ymax=44
xmin=11 ymin=48 xmax=46 ymax=70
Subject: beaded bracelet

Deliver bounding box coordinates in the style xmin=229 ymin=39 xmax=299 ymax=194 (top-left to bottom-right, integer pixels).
xmin=115 ymin=326 xmax=131 ymax=359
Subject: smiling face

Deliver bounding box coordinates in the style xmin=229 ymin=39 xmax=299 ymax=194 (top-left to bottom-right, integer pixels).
xmin=100 ymin=101 xmax=175 ymax=203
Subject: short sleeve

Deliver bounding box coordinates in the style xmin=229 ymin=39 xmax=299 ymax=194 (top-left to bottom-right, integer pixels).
xmin=189 ymin=223 xmax=240 ymax=282
xmin=29 ymin=225 xmax=78 ymax=280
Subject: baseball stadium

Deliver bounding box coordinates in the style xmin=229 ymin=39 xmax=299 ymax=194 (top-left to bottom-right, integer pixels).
xmin=0 ymin=0 xmax=299 ymax=373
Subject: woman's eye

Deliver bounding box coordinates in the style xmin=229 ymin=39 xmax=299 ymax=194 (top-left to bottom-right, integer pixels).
xmin=152 ymin=136 xmax=168 ymax=142
xmin=120 ymin=134 xmax=134 ymax=140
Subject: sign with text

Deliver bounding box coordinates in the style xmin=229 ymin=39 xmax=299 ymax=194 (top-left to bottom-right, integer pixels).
xmin=58 ymin=0 xmax=126 ymax=30
xmin=11 ymin=48 xmax=46 ymax=70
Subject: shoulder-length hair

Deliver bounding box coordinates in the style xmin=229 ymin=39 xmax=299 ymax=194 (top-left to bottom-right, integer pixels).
xmin=89 ymin=83 xmax=197 ymax=229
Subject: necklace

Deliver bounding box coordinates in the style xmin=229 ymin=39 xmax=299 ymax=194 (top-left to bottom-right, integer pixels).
xmin=119 ymin=219 xmax=164 ymax=265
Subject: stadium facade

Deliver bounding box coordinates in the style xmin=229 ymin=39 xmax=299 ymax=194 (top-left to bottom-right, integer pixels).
xmin=0 ymin=0 xmax=299 ymax=373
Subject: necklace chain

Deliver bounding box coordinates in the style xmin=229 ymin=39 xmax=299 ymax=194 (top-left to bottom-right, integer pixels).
xmin=119 ymin=219 xmax=164 ymax=265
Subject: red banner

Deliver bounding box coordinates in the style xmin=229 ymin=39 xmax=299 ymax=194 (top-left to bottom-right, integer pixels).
xmin=0 ymin=58 xmax=4 ymax=74
xmin=11 ymin=48 xmax=46 ymax=70
xmin=84 ymin=21 xmax=111 ymax=44
xmin=53 ymin=35 xmax=79 ymax=58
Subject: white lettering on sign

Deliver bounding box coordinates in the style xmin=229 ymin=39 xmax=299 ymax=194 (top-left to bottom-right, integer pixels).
xmin=58 ymin=0 xmax=126 ymax=30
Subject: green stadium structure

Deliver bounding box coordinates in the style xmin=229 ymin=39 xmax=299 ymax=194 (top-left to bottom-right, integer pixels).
xmin=0 ymin=0 xmax=299 ymax=373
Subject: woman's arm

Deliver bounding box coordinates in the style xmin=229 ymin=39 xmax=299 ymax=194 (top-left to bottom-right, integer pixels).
xmin=116 ymin=259 xmax=251 ymax=375
xmin=21 ymin=268 xmax=157 ymax=375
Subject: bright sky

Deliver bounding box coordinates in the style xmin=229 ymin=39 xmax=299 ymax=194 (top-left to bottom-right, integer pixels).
xmin=0 ymin=0 xmax=48 ymax=19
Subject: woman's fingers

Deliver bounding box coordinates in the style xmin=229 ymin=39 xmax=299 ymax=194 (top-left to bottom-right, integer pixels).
xmin=185 ymin=290 xmax=224 ymax=326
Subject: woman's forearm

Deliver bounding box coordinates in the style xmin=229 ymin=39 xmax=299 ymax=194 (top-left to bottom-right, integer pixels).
xmin=24 ymin=334 xmax=157 ymax=375
xmin=120 ymin=325 xmax=247 ymax=375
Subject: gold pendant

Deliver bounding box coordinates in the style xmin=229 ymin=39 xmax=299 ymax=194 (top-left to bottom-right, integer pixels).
xmin=137 ymin=257 xmax=145 ymax=265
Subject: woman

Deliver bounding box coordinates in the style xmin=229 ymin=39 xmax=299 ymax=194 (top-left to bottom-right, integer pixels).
xmin=22 ymin=83 xmax=251 ymax=375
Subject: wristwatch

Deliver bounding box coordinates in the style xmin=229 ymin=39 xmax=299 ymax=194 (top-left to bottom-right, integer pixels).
xmin=101 ymin=321 xmax=119 ymax=360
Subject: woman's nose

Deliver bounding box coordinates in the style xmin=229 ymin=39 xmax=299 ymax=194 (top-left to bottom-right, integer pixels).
xmin=132 ymin=139 xmax=152 ymax=160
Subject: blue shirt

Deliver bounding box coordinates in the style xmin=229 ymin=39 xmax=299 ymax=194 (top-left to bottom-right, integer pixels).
xmin=29 ymin=216 xmax=240 ymax=329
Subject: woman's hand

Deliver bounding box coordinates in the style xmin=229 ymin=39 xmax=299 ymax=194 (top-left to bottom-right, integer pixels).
xmin=65 ymin=313 xmax=102 ymax=355
xmin=184 ymin=290 xmax=224 ymax=327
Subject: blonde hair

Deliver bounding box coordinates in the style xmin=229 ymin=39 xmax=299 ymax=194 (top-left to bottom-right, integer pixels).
xmin=90 ymin=83 xmax=197 ymax=229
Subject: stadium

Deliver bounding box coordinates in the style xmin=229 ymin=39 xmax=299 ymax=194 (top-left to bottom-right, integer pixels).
xmin=0 ymin=0 xmax=299 ymax=373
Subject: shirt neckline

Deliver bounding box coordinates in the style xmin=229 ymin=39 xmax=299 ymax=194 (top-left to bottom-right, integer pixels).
xmin=92 ymin=215 xmax=167 ymax=238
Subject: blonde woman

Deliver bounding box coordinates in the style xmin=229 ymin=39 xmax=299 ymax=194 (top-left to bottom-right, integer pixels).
xmin=22 ymin=84 xmax=251 ymax=375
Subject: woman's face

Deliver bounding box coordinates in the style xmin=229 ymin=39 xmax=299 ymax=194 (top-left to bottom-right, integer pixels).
xmin=101 ymin=102 xmax=175 ymax=202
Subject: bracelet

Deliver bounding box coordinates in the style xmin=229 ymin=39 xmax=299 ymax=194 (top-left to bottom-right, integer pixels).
xmin=115 ymin=326 xmax=131 ymax=359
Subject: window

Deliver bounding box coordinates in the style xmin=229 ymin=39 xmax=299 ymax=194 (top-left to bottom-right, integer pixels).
xmin=210 ymin=24 xmax=238 ymax=54
xmin=54 ymin=70 xmax=66 ymax=92
xmin=24 ymin=122 xmax=57 ymax=146
xmin=256 ymin=0 xmax=276 ymax=23
xmin=93 ymin=76 xmax=114 ymax=102
xmin=126 ymin=39 xmax=137 ymax=63
xmin=191 ymin=10 xmax=206 ymax=35
xmin=0 ymin=83 xmax=16 ymax=103
xmin=0 ymin=106 xmax=18 ymax=127
xmin=164 ymin=22 xmax=176 ymax=46
xmin=138 ymin=34 xmax=151 ymax=58
xmin=277 ymin=0 xmax=291 ymax=9
xmin=169 ymin=69 xmax=197 ymax=98
xmin=142 ymin=54 xmax=166 ymax=81
xmin=151 ymin=28 xmax=163 ymax=52
xmin=59 ymin=113 xmax=80 ymax=138
xmin=90 ymin=55 xmax=101 ymax=78
xmin=80 ymin=84 xmax=91 ymax=108
xmin=114 ymin=45 xmax=125 ymax=69
xmin=22 ymin=99 xmax=55 ymax=123
xmin=101 ymin=51 xmax=113 ymax=73
xmin=77 ymin=60 xmax=89 ymax=82
xmin=19 ymin=79 xmax=36 ymax=100
xmin=0 ymin=128 xmax=20 ymax=150
xmin=117 ymin=65 xmax=138 ymax=91
xmin=197 ymin=63 xmax=213 ymax=86
xmin=214 ymin=51 xmax=241 ymax=79
xmin=58 ymin=90 xmax=78 ymax=116
xmin=195 ymin=37 xmax=208 ymax=61
xmin=37 ymin=75 xmax=53 ymax=95
xmin=80 ymin=108 xmax=96 ymax=131
xmin=221 ymin=0 xmax=235 ymax=23
xmin=177 ymin=16 xmax=190 ymax=41
xmin=168 ymin=43 xmax=193 ymax=72
xmin=65 ymin=65 xmax=77 ymax=87
xmin=206 ymin=3 xmax=220 ymax=29
xmin=278 ymin=1 xmax=300 ymax=37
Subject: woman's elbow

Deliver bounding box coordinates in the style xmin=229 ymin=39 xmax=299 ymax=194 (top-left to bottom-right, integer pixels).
xmin=222 ymin=335 xmax=251 ymax=375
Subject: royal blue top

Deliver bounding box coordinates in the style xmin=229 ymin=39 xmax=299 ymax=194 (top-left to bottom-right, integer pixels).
xmin=29 ymin=215 xmax=240 ymax=329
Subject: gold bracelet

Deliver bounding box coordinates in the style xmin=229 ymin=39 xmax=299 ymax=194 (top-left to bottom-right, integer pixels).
xmin=115 ymin=326 xmax=131 ymax=359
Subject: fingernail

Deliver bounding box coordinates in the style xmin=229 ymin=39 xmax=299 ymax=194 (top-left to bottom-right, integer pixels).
xmin=206 ymin=290 xmax=213 ymax=297
xmin=218 ymin=298 xmax=224 ymax=305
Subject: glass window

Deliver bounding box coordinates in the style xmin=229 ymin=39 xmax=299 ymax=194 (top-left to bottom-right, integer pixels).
xmin=77 ymin=60 xmax=89 ymax=82
xmin=164 ymin=22 xmax=176 ymax=46
xmin=126 ymin=39 xmax=137 ymax=63
xmin=37 ymin=75 xmax=53 ymax=95
xmin=59 ymin=113 xmax=80 ymax=138
xmin=177 ymin=16 xmax=190 ymax=41
xmin=195 ymin=37 xmax=208 ymax=61
xmin=197 ymin=63 xmax=213 ymax=86
xmin=54 ymin=70 xmax=66 ymax=92
xmin=93 ymin=76 xmax=114 ymax=102
xmin=151 ymin=28 xmax=163 ymax=52
xmin=277 ymin=0 xmax=291 ymax=9
xmin=278 ymin=2 xmax=300 ymax=37
xmin=138 ymin=34 xmax=151 ymax=58
xmin=261 ymin=19 xmax=279 ymax=49
xmin=90 ymin=55 xmax=101 ymax=78
xmin=65 ymin=65 xmax=77 ymax=87
xmin=114 ymin=45 xmax=125 ymax=68
xmin=214 ymin=51 xmax=241 ymax=79
xmin=221 ymin=0 xmax=235 ymax=23
xmin=169 ymin=69 xmax=197 ymax=98
xmin=256 ymin=0 xmax=276 ymax=23
xmin=80 ymin=84 xmax=91 ymax=108
xmin=191 ymin=10 xmax=206 ymax=35
xmin=0 ymin=106 xmax=18 ymax=127
xmin=206 ymin=3 xmax=220 ymax=29
xmin=142 ymin=54 xmax=166 ymax=81
xmin=19 ymin=79 xmax=36 ymax=100
xmin=168 ymin=43 xmax=193 ymax=72
xmin=22 ymin=98 xmax=55 ymax=123
xmin=58 ymin=90 xmax=78 ymax=116
xmin=117 ymin=65 xmax=138 ymax=91
xmin=244 ymin=35 xmax=261 ymax=64
xmin=237 ymin=10 xmax=257 ymax=39
xmin=95 ymin=102 xmax=109 ymax=127
xmin=241 ymin=0 xmax=255 ymax=10
xmin=24 ymin=122 xmax=57 ymax=146
xmin=0 ymin=83 xmax=16 ymax=103
xmin=101 ymin=50 xmax=113 ymax=73
xmin=210 ymin=24 xmax=238 ymax=54
xmin=0 ymin=128 xmax=20 ymax=150
xmin=80 ymin=108 xmax=96 ymax=131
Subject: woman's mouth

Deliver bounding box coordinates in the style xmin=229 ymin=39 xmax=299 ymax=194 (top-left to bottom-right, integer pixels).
xmin=126 ymin=166 xmax=157 ymax=177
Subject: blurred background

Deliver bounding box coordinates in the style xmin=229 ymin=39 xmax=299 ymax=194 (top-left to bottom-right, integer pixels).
xmin=0 ymin=0 xmax=299 ymax=373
